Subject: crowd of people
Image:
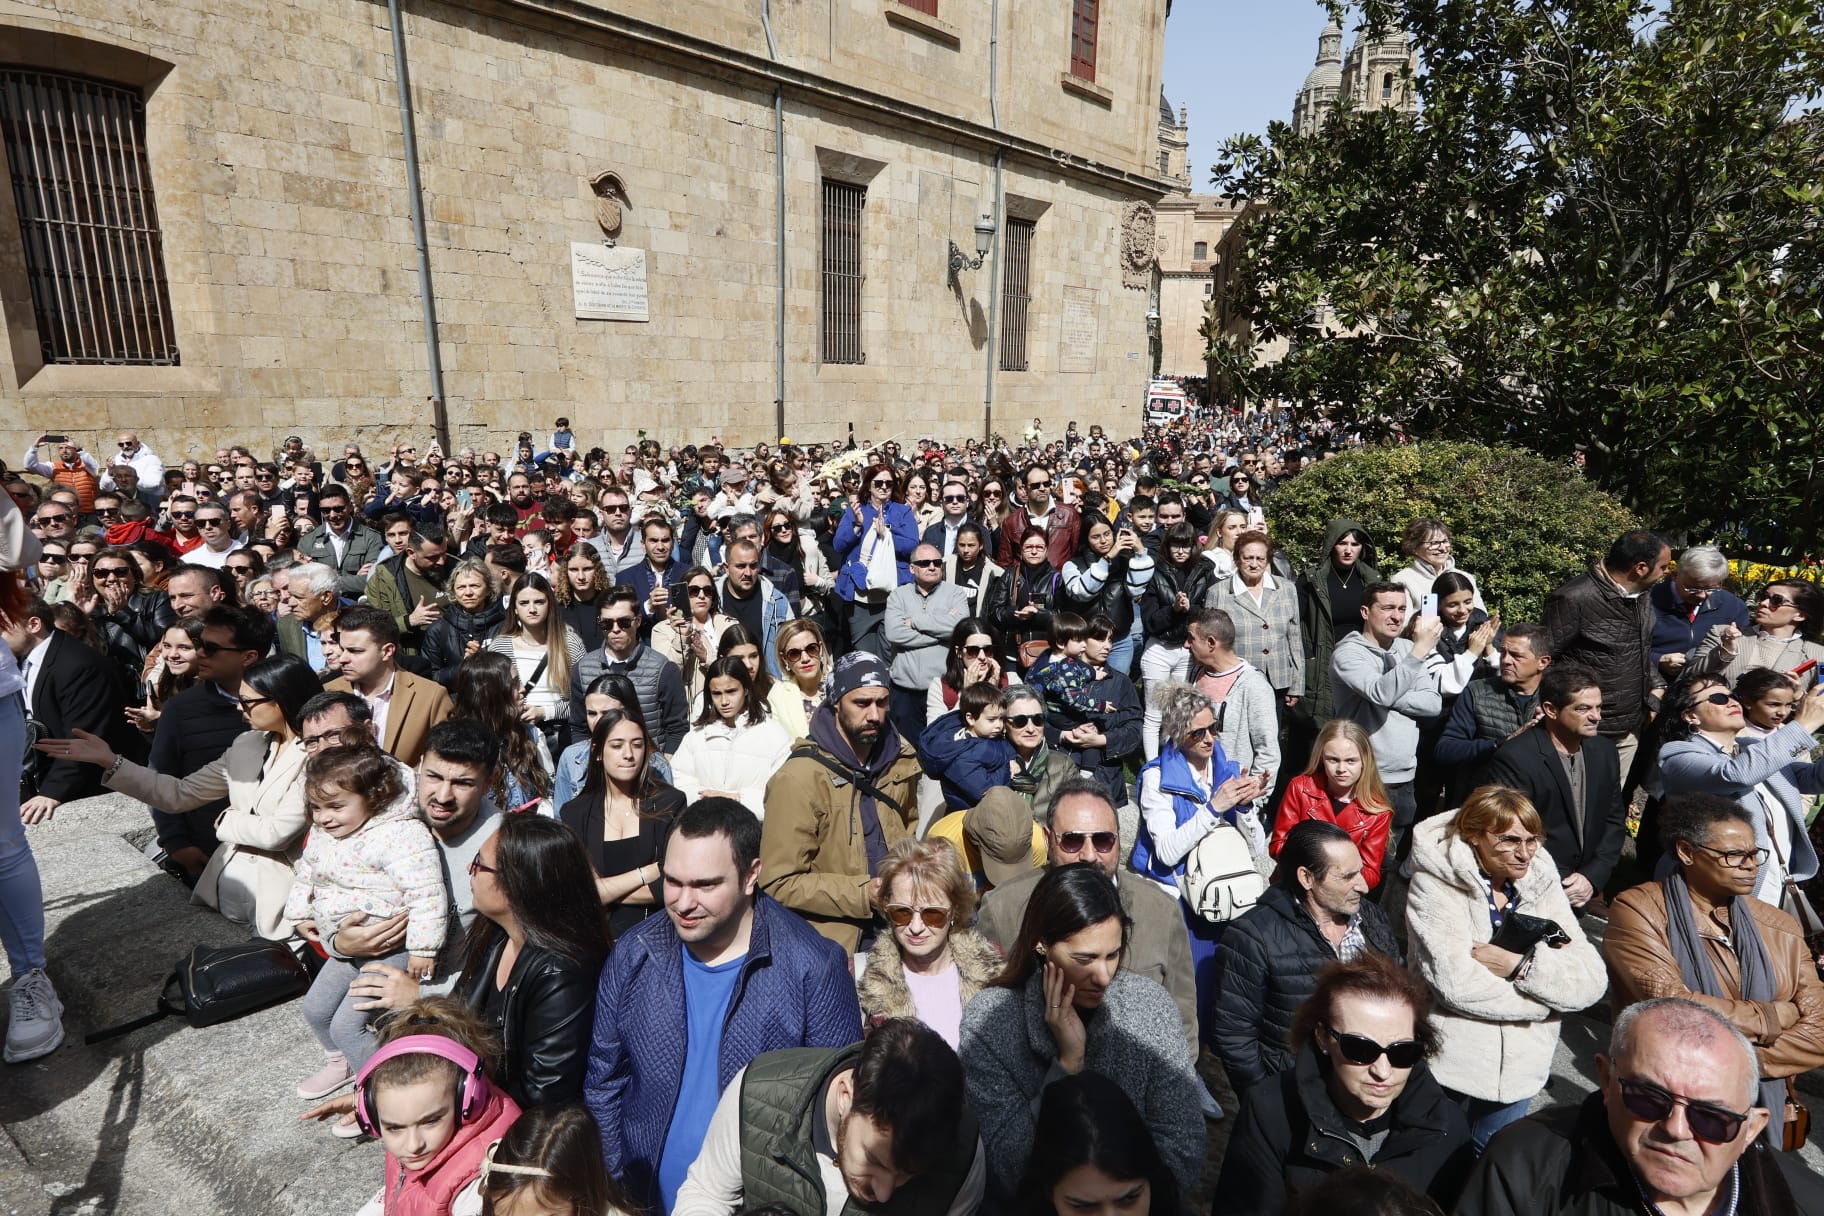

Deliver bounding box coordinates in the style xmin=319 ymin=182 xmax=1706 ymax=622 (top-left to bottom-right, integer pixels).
xmin=4 ymin=407 xmax=1824 ymax=1216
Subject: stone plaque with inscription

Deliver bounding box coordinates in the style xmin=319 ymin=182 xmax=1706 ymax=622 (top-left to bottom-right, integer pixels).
xmin=1057 ymin=286 xmax=1099 ymax=374
xmin=571 ymin=243 xmax=650 ymax=322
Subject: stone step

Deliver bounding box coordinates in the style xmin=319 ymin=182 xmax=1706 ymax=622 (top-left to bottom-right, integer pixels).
xmin=1 ymin=794 xmax=380 ymax=1216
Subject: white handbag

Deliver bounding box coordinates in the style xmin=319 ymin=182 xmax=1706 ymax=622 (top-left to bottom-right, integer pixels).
xmin=864 ymin=530 xmax=899 ymax=592
xmin=1178 ymin=817 xmax=1269 ymax=923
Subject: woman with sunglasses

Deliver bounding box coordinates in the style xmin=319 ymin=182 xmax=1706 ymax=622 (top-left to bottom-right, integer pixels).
xmin=1405 ymin=785 xmax=1605 ymax=1151
xmin=651 ymin=565 xmax=735 ymax=707
xmin=1605 ymin=792 xmax=1824 ymax=1148
xmin=831 ymin=462 xmax=918 ymax=660
xmin=1217 ymin=950 xmax=1472 ymax=1213
xmin=856 ymin=838 xmax=1000 ymax=1050
xmin=960 ymin=864 xmax=1204 ymax=1205
xmin=766 ymin=619 xmax=831 ymax=741
xmin=1690 ymin=580 xmax=1824 ymax=693
xmin=40 ymin=653 xmax=321 ymax=939
xmin=82 ymin=545 xmax=175 ymax=680
xmin=927 ymin=618 xmax=1006 ymax=724
xmin=976 ymin=478 xmax=1011 ymax=559
xmin=1656 ymin=675 xmax=1824 ymax=906
xmin=1004 ymin=685 xmax=1072 ymax=820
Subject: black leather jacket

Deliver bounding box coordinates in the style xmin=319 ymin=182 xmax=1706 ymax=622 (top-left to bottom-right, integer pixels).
xmin=458 ymin=937 xmax=598 ymax=1108
xmin=94 ymin=588 xmax=175 ymax=679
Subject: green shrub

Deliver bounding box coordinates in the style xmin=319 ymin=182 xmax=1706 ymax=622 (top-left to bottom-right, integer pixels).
xmin=1266 ymin=442 xmax=1638 ymax=622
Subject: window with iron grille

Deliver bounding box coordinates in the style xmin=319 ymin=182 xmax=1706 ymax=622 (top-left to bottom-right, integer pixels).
xmin=899 ymin=0 xmax=939 ymax=14
xmin=0 ymin=70 xmax=179 ymax=366
xmin=821 ymin=180 xmax=866 ymax=365
xmin=1070 ymin=0 xmax=1099 ymax=82
xmin=999 ymin=218 xmax=1034 ymax=372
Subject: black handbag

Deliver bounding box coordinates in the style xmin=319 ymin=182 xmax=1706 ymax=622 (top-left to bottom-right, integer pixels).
xmin=1491 ymin=910 xmax=1571 ymax=955
xmin=86 ymin=939 xmax=311 ymax=1043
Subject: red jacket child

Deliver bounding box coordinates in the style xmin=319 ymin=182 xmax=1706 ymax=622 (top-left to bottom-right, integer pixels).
xmin=1270 ymin=772 xmax=1392 ymax=889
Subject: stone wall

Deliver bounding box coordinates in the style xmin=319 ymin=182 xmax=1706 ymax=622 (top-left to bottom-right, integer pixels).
xmin=0 ymin=0 xmax=1169 ymax=463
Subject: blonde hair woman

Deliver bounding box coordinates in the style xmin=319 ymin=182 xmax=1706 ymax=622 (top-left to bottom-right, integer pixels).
xmin=1406 ymin=784 xmax=1605 ymax=1150
xmin=1270 ymin=719 xmax=1394 ymax=888
xmin=857 ymin=837 xmax=1000 ymax=1049
xmin=766 ymin=618 xmax=830 ymax=740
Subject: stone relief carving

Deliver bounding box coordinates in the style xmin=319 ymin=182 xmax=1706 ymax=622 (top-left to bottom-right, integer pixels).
xmin=590 ymin=170 xmax=628 ymax=244
xmin=1121 ymin=201 xmax=1157 ymax=290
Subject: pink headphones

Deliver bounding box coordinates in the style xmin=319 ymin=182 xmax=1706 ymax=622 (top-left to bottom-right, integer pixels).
xmin=353 ymin=1034 xmax=490 ymax=1138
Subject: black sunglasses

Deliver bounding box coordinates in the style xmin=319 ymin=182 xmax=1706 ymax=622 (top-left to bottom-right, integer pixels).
xmin=1617 ymin=1078 xmax=1750 ymax=1144
xmin=909 ymin=559 xmax=942 ymax=569
xmin=1322 ymin=1024 xmax=1424 ymax=1069
xmin=1056 ymin=830 xmax=1118 ymax=853
xmin=1006 ymin=713 xmax=1044 ymax=728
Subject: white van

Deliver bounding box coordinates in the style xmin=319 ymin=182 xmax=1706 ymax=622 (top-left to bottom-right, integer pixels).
xmin=1144 ymin=381 xmax=1190 ymax=426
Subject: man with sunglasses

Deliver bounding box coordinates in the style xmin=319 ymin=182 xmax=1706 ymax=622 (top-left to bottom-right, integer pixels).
xmin=883 ymin=544 xmax=969 ymax=741
xmin=993 ymin=464 xmax=1080 ymax=572
xmin=297 ymin=484 xmax=384 ymax=598
xmin=570 ymin=585 xmax=689 ymax=753
xmin=1217 ymin=950 xmax=1473 ymax=1215
xmin=977 ymin=778 xmax=1200 ymax=1060
xmin=1458 ymin=998 xmax=1823 ymax=1216
xmin=103 ymin=433 xmax=164 ymax=504
xmin=920 ymin=479 xmax=976 ymax=557
xmin=183 ymin=503 xmax=244 ymax=570
xmin=29 ymin=504 xmax=78 ymax=547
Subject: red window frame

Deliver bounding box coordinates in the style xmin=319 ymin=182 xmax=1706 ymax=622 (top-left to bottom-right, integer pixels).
xmin=1070 ymin=0 xmax=1099 ymax=81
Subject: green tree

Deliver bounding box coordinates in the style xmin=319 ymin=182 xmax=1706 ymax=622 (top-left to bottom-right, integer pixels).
xmin=1267 ymin=441 xmax=1637 ymax=620
xmin=1209 ymin=0 xmax=1824 ymax=555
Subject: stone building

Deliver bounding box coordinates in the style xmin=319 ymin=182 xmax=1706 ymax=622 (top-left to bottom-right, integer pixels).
xmin=1151 ymin=93 xmax=1240 ymax=379
xmin=1292 ymin=16 xmax=1416 ymax=135
xmin=0 ymin=0 xmax=1173 ymax=459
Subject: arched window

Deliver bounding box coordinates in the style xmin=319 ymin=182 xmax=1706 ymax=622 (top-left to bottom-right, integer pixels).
xmin=0 ymin=69 xmax=178 ymax=364
xmin=1382 ymin=72 xmax=1395 ymax=102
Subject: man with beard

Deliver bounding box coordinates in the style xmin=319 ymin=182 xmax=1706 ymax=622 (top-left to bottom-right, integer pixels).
xmin=760 ymin=653 xmax=923 ymax=952
xmin=584 ymin=798 xmax=861 ymax=1214
xmin=361 ymin=521 xmax=450 ymax=655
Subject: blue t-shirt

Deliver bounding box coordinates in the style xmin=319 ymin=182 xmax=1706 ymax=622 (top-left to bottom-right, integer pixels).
xmin=657 ymin=944 xmax=745 ymax=1211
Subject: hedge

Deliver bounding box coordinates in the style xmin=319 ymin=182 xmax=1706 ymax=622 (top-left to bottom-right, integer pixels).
xmin=1266 ymin=442 xmax=1638 ymax=623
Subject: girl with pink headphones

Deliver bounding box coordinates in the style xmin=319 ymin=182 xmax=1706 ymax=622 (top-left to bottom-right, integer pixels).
xmin=352 ymin=999 xmax=521 ymax=1216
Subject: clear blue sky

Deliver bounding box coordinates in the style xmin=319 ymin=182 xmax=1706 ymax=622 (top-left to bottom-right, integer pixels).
xmin=1162 ymin=1 xmax=1335 ymax=192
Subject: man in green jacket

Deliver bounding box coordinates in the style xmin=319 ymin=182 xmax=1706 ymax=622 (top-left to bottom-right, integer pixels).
xmin=672 ymin=1019 xmax=985 ymax=1216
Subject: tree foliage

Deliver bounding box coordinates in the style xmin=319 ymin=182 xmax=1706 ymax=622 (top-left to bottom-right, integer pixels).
xmin=1209 ymin=0 xmax=1824 ymax=555
xmin=1266 ymin=441 xmax=1637 ymax=621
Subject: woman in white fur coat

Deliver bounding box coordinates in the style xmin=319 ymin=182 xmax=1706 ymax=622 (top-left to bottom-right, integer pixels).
xmin=1405 ymin=784 xmax=1607 ymax=1151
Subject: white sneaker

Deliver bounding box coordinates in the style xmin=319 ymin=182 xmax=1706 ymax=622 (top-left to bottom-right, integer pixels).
xmin=4 ymin=968 xmax=65 ymax=1063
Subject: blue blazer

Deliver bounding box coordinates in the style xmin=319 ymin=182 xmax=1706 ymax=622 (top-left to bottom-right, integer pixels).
xmin=832 ymin=500 xmax=919 ymax=601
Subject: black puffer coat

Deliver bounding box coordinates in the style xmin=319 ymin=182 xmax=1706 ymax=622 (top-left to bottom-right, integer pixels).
xmin=422 ymin=600 xmax=506 ymax=686
xmin=1543 ymin=563 xmax=1662 ymax=738
xmin=1209 ymin=883 xmax=1402 ymax=1094
xmin=1140 ymin=556 xmax=1218 ymax=647
xmin=1216 ymin=1041 xmax=1474 ymax=1216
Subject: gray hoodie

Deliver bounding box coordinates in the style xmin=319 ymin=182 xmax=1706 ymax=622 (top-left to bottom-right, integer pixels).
xmin=1330 ymin=630 xmax=1442 ymax=784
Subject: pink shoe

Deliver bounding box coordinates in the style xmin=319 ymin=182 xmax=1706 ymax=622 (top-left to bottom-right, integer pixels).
xmin=297 ymin=1053 xmax=351 ymax=1100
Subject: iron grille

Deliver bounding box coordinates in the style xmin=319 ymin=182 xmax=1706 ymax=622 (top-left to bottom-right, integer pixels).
xmin=821 ymin=179 xmax=865 ymax=365
xmin=0 ymin=70 xmax=179 ymax=366
xmin=1000 ymin=218 xmax=1034 ymax=372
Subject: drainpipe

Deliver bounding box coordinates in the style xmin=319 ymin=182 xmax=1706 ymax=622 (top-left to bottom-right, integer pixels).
xmin=384 ymin=0 xmax=450 ymax=452
xmin=981 ymin=0 xmax=1003 ymax=441
xmin=762 ymin=3 xmax=786 ymax=443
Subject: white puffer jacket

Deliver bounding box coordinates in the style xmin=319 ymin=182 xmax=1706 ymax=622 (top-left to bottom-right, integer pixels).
xmin=669 ymin=716 xmax=795 ymax=819
xmin=1405 ymin=813 xmax=1608 ymax=1102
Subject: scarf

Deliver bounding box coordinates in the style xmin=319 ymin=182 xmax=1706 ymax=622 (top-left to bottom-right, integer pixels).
xmin=807 ymin=705 xmax=902 ymax=878
xmin=1660 ymin=872 xmax=1785 ymax=1144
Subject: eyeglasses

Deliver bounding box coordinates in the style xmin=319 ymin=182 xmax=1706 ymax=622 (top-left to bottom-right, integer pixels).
xmin=117 ymin=441 xmax=135 ymax=449
xmin=909 ymin=558 xmax=942 ymax=569
xmin=467 ymin=855 xmax=500 ymax=877
xmin=1322 ymin=1024 xmax=1424 ymax=1069
xmin=1006 ymin=713 xmax=1043 ymax=728
xmin=602 ymin=616 xmax=639 ymax=632
xmin=871 ymin=478 xmax=895 ymax=488
xmin=1761 ymin=593 xmax=1795 ymax=609
xmin=687 ymin=585 xmax=713 ymax=598
xmin=95 ymin=505 xmax=121 ymax=516
xmin=235 ymin=696 xmax=274 ymax=712
xmin=1694 ymin=842 xmax=1770 ymax=869
xmin=1056 ymin=830 xmax=1118 ymax=853
xmin=201 ymin=641 xmax=254 ymax=657
xmin=226 ymin=563 xmax=256 ymax=574
xmin=1488 ymin=833 xmax=1543 ymax=854
xmin=772 ymin=522 xmax=795 ymax=533
xmin=196 ymin=518 xmax=226 ymax=528
xmin=785 ymin=641 xmax=823 ymax=662
xmin=1694 ymin=691 xmax=1737 ymax=707
xmin=301 ymin=728 xmax=344 ymax=749
xmin=960 ymin=644 xmax=992 ymax=657
xmin=1184 ymin=724 xmax=1215 ymax=743
xmin=38 ymin=554 xmax=67 ymax=564
xmin=36 ymin=513 xmax=71 ymax=525
xmin=982 ymin=489 xmax=1003 ymax=498
xmin=1026 ymin=479 xmax=1052 ymax=489
xmin=1617 ymin=1078 xmax=1750 ymax=1144
xmin=884 ymin=904 xmax=951 ymax=930
xmin=170 ymin=511 xmax=197 ymax=520
xmin=941 ymin=494 xmax=969 ymax=504
xmin=93 ymin=567 xmax=132 ymax=580
xmin=602 ymin=503 xmax=630 ymax=513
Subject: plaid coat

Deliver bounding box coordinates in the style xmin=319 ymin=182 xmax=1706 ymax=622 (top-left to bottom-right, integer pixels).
xmin=1210 ymin=571 xmax=1306 ymax=697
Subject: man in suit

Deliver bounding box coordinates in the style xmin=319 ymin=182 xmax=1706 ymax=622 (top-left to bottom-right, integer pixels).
xmin=920 ymin=477 xmax=976 ymax=558
xmin=295 ymin=483 xmax=384 ymax=599
xmin=322 ymin=604 xmax=451 ymax=767
xmin=1482 ymin=663 xmax=1625 ymax=914
xmin=8 ymin=599 xmax=145 ymax=824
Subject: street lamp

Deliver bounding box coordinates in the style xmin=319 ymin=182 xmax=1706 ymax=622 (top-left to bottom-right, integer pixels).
xmin=949 ymin=213 xmax=997 ymax=284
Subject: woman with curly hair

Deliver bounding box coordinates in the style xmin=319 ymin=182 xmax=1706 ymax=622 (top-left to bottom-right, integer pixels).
xmin=857 ymin=837 xmax=1000 ymax=1049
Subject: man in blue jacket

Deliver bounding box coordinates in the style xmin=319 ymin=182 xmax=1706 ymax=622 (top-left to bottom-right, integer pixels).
xmin=584 ymin=797 xmax=862 ymax=1214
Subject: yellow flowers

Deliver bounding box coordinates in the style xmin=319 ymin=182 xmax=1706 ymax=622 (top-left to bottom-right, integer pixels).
xmin=1728 ymin=560 xmax=1822 ymax=596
